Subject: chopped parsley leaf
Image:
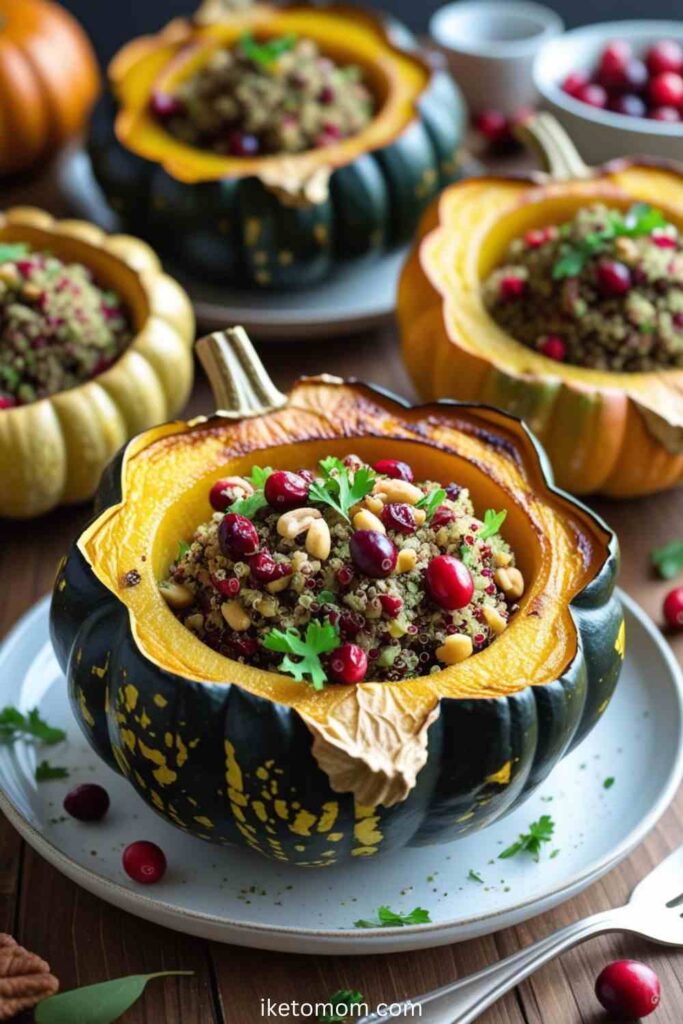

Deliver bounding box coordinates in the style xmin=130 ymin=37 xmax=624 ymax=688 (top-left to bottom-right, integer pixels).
xmin=499 ymin=815 xmax=555 ymax=862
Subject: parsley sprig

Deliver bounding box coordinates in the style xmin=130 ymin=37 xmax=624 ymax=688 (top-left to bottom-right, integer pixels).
xmin=478 ymin=508 xmax=507 ymax=541
xmin=35 ymin=760 xmax=69 ymax=782
xmin=499 ymin=815 xmax=555 ymax=862
xmin=354 ymin=906 xmax=431 ymax=928
xmin=0 ymin=707 xmax=65 ymax=746
xmin=651 ymin=539 xmax=683 ymax=580
xmin=240 ymin=32 xmax=297 ymax=67
xmin=263 ymin=620 xmax=341 ymax=690
xmin=309 ymin=457 xmax=376 ymax=522
xmin=416 ymin=488 xmax=446 ymax=521
xmin=553 ymin=203 xmax=669 ymax=280
xmin=229 ymin=465 xmax=273 ymax=519
xmin=319 ymin=990 xmax=365 ymax=1023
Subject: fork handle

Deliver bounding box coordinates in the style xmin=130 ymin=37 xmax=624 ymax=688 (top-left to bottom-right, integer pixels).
xmin=357 ymin=908 xmax=628 ymax=1023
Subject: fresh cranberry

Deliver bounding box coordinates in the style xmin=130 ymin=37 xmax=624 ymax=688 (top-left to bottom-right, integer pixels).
xmin=350 ymin=530 xmax=397 ymax=578
xmin=63 ymin=783 xmax=110 ymax=822
xmin=599 ymin=57 xmax=647 ymax=93
xmin=647 ymin=39 xmax=683 ymax=76
xmin=595 ymin=960 xmax=661 ymax=1018
xmin=599 ymin=40 xmax=632 ymax=73
xmin=426 ymin=555 xmax=474 ymax=610
xmin=445 ymin=483 xmax=461 ymax=500
xmin=373 ymin=459 xmax=414 ymax=482
xmin=319 ymin=85 xmax=335 ymax=104
xmin=499 ymin=274 xmax=526 ymax=300
xmin=250 ymin=550 xmax=289 ymax=584
xmin=562 ymin=70 xmax=589 ymax=98
xmin=122 ymin=841 xmax=167 ymax=884
xmin=211 ymin=574 xmax=241 ymax=597
xmin=539 ymin=335 xmax=567 ymax=361
xmin=336 ymin=566 xmax=354 ymax=587
xmin=663 ymin=586 xmax=683 ymax=630
xmin=343 ymin=454 xmax=363 ymax=471
xmin=328 ymin=643 xmax=368 ymax=684
xmin=218 ymin=513 xmax=259 ymax=559
xmin=228 ymin=131 xmax=260 ymax=157
xmin=650 ymin=71 xmax=683 ymax=107
xmin=609 ymin=93 xmax=647 ymax=117
xmin=0 ymin=394 xmax=17 ymax=410
xmin=650 ymin=105 xmax=681 ymax=122
xmin=149 ymin=91 xmax=185 ymax=119
xmin=339 ymin=612 xmax=361 ymax=638
xmin=474 ymin=109 xmax=508 ymax=143
xmin=231 ymin=635 xmax=259 ymax=658
xmin=432 ymin=505 xmax=456 ymax=528
xmin=381 ymin=503 xmax=417 ymax=535
xmin=297 ymin=468 xmax=316 ymax=483
xmin=209 ymin=478 xmax=238 ymax=512
xmin=597 ymin=259 xmax=632 ymax=297
xmin=577 ymin=83 xmax=608 ymax=108
xmin=379 ymin=594 xmax=403 ymax=618
xmin=651 ymin=231 xmax=678 ymax=248
xmin=264 ymin=470 xmax=309 ymax=510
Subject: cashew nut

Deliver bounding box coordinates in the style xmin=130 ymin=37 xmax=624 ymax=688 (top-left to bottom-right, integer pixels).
xmin=159 ymin=581 xmax=194 ymax=610
xmin=305 ymin=518 xmax=331 ymax=560
xmin=436 ymin=634 xmax=473 ymax=665
xmin=373 ymin=479 xmax=423 ymax=505
xmin=221 ymin=600 xmax=252 ymax=631
xmin=396 ymin=548 xmax=417 ymax=573
xmin=352 ymin=509 xmax=385 ymax=534
xmin=277 ymin=507 xmax=322 ymax=540
xmin=494 ymin=566 xmax=525 ymax=600
xmin=482 ymin=605 xmax=507 ymax=635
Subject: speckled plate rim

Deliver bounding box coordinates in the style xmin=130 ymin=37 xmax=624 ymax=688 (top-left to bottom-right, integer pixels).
xmin=0 ymin=590 xmax=681 ymax=952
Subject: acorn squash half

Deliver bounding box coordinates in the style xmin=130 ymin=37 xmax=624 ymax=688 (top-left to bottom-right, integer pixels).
xmin=50 ymin=329 xmax=623 ymax=866
xmin=399 ymin=114 xmax=683 ymax=498
xmin=88 ymin=3 xmax=465 ymax=288
xmin=0 ymin=207 xmax=194 ymax=519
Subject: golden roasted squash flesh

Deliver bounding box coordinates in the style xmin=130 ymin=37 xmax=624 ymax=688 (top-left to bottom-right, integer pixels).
xmin=79 ymin=378 xmax=611 ymax=729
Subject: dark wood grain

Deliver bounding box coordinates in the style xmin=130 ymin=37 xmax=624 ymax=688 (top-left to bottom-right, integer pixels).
xmin=0 ymin=160 xmax=682 ymax=1024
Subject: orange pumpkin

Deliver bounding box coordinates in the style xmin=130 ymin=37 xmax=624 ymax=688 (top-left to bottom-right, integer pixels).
xmin=0 ymin=0 xmax=100 ymax=175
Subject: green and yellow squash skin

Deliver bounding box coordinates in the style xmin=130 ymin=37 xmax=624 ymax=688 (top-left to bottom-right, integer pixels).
xmin=88 ymin=4 xmax=466 ymax=288
xmin=50 ymin=376 xmax=623 ymax=866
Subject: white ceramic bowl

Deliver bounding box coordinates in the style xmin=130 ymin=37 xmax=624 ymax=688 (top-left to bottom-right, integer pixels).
xmin=534 ymin=21 xmax=683 ymax=164
xmin=430 ymin=1 xmax=564 ymax=115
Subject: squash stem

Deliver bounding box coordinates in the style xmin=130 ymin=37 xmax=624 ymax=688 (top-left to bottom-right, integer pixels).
xmin=514 ymin=112 xmax=591 ymax=181
xmin=195 ymin=326 xmax=288 ymax=419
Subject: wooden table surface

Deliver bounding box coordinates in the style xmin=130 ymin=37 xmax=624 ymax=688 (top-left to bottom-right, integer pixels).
xmin=1 ymin=159 xmax=682 ymax=1024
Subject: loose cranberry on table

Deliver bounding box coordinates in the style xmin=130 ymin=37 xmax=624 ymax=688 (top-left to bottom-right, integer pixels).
xmin=63 ymin=783 xmax=110 ymax=822
xmin=122 ymin=841 xmax=167 ymax=884
xmin=264 ymin=470 xmax=309 ymax=510
xmin=218 ymin=513 xmax=260 ymax=559
xmin=663 ymin=586 xmax=683 ymax=630
xmin=595 ymin=960 xmax=661 ymax=1018
xmin=474 ymin=109 xmax=508 ymax=144
xmin=349 ymin=530 xmax=397 ymax=578
xmin=426 ymin=555 xmax=474 ymax=611
xmin=328 ymin=642 xmax=368 ymax=684
xmin=373 ymin=459 xmax=414 ymax=482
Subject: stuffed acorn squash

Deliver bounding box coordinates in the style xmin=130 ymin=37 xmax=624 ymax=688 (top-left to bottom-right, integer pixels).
xmin=0 ymin=208 xmax=194 ymax=519
xmin=88 ymin=3 xmax=465 ymax=288
xmin=399 ymin=114 xmax=683 ymax=498
xmin=50 ymin=329 xmax=624 ymax=867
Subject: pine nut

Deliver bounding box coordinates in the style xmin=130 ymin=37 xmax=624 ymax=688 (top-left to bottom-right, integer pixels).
xmin=352 ymin=509 xmax=385 ymax=534
xmin=159 ymin=581 xmax=194 ymax=610
xmin=221 ymin=600 xmax=252 ymax=631
xmin=413 ymin=508 xmax=427 ymax=526
xmin=436 ymin=634 xmax=473 ymax=665
xmin=365 ymin=495 xmax=384 ymax=515
xmin=494 ymin=566 xmax=525 ymax=600
xmin=494 ymin=550 xmax=512 ymax=568
xmin=396 ymin=548 xmax=417 ymax=573
xmin=373 ymin=479 xmax=423 ymax=505
xmin=482 ymin=605 xmax=507 ymax=634
xmin=256 ymin=596 xmax=278 ymax=618
xmin=265 ymin=573 xmax=292 ymax=594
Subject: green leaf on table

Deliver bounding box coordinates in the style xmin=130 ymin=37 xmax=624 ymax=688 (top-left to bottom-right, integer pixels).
xmin=319 ymin=990 xmax=365 ymax=1023
xmin=0 ymin=707 xmax=65 ymax=746
xmin=35 ymin=971 xmax=194 ymax=1024
xmin=262 ymin=620 xmax=341 ymax=690
xmin=651 ymin=539 xmax=683 ymax=580
xmin=309 ymin=457 xmax=375 ymax=522
xmin=35 ymin=760 xmax=69 ymax=782
xmin=499 ymin=815 xmax=555 ymax=863
xmin=354 ymin=905 xmax=431 ymax=928
xmin=478 ymin=508 xmax=507 ymax=541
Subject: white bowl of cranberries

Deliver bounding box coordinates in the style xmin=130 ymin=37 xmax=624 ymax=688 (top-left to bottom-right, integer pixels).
xmin=534 ymin=21 xmax=683 ymax=163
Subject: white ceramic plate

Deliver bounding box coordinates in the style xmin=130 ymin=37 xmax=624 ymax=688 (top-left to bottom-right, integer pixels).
xmin=58 ymin=149 xmax=407 ymax=339
xmin=0 ymin=592 xmax=681 ymax=954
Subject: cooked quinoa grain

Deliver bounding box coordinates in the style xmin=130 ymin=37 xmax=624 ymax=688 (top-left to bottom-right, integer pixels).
xmin=0 ymin=244 xmax=131 ymax=407
xmin=483 ymin=203 xmax=683 ymax=372
xmin=153 ymin=33 xmax=375 ymax=156
xmin=161 ymin=458 xmax=522 ymax=686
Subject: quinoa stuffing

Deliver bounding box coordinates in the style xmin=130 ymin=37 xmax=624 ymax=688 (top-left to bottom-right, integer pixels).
xmin=160 ymin=456 xmax=524 ymax=687
xmin=0 ymin=243 xmax=131 ymax=408
xmin=151 ymin=33 xmax=375 ymax=156
xmin=483 ymin=202 xmax=683 ymax=372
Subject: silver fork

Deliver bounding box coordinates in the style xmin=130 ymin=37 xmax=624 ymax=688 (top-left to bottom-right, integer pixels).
xmin=357 ymin=846 xmax=683 ymax=1023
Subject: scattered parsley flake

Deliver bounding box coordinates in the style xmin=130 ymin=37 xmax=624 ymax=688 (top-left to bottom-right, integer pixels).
xmin=468 ymin=869 xmax=484 ymax=884
xmin=240 ymin=31 xmax=297 ymax=66
xmin=309 ymin=457 xmax=376 ymax=522
xmin=650 ymin=539 xmax=683 ymax=580
xmin=0 ymin=707 xmax=65 ymax=746
xmin=262 ymin=621 xmax=341 ymax=689
xmin=318 ymin=990 xmax=364 ymax=1023
xmin=416 ymin=488 xmax=446 ymax=521
xmin=550 ymin=849 xmax=561 ymax=859
xmin=354 ymin=906 xmax=431 ymax=928
xmin=603 ymin=776 xmax=615 ymax=790
xmin=177 ymin=540 xmax=190 ymax=560
xmin=499 ymin=815 xmax=555 ymax=862
xmin=35 ymin=760 xmax=69 ymax=782
xmin=479 ymin=508 xmax=507 ymax=541
xmin=460 ymin=545 xmax=475 ymax=567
